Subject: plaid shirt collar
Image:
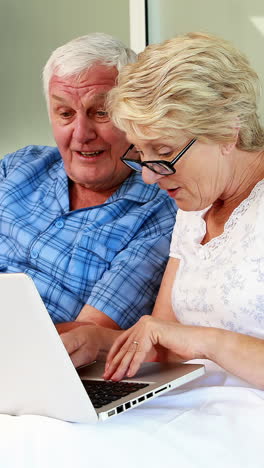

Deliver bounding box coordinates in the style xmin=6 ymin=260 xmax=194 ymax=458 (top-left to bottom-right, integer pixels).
xmin=53 ymin=158 xmax=161 ymax=211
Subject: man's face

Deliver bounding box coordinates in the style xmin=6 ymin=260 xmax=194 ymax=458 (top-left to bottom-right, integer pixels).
xmin=49 ymin=64 xmax=131 ymax=192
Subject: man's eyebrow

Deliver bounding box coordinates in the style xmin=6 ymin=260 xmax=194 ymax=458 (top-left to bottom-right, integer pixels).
xmin=51 ymin=95 xmax=66 ymax=103
xmin=91 ymin=93 xmax=108 ymax=104
xmin=50 ymin=93 xmax=108 ymax=105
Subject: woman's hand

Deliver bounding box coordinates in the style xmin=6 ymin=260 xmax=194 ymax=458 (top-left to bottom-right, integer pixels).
xmin=104 ymin=315 xmax=206 ymax=381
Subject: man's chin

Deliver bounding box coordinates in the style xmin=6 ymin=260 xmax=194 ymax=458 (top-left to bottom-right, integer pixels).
xmin=69 ymin=178 xmax=102 ymax=190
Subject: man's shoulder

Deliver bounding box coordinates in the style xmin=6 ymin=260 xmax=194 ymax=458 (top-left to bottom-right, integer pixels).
xmin=1 ymin=145 xmax=61 ymax=173
xmin=114 ymin=172 xmax=177 ymax=235
xmin=117 ymin=172 xmax=176 ymax=211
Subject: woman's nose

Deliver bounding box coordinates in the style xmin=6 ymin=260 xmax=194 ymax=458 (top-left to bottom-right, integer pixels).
xmin=142 ymin=166 xmax=164 ymax=184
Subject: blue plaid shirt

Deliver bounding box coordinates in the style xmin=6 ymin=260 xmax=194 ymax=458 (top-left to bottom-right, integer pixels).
xmin=0 ymin=146 xmax=177 ymax=328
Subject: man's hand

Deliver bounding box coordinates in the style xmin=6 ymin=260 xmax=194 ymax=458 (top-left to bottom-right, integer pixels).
xmin=60 ymin=324 xmax=122 ymax=369
xmin=55 ymin=321 xmax=94 ymax=334
xmin=60 ymin=325 xmax=101 ymax=368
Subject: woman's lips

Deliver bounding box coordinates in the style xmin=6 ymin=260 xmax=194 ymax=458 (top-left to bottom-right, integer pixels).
xmin=166 ymin=187 xmax=180 ymax=198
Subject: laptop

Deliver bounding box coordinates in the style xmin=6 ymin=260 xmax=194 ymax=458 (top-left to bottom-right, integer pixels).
xmin=0 ymin=273 xmax=205 ymax=423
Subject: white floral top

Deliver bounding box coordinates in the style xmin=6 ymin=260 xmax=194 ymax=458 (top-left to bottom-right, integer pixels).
xmin=170 ymin=179 xmax=264 ymax=339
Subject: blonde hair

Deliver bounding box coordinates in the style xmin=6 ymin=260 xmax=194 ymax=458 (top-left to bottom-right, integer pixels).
xmin=108 ymin=32 xmax=264 ymax=151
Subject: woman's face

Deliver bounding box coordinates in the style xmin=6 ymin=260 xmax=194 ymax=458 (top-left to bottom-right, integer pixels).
xmin=128 ymin=133 xmax=230 ymax=211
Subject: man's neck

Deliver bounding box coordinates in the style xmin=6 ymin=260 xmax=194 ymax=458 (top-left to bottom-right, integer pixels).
xmin=69 ymin=181 xmax=120 ymax=210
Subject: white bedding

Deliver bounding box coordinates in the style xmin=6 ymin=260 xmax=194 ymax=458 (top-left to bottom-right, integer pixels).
xmin=1 ymin=361 xmax=263 ymax=468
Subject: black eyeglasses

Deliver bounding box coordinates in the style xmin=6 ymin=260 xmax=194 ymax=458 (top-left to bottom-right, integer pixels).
xmin=121 ymin=138 xmax=196 ymax=175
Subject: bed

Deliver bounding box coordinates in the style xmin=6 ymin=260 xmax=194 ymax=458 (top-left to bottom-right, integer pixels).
xmin=1 ymin=360 xmax=263 ymax=468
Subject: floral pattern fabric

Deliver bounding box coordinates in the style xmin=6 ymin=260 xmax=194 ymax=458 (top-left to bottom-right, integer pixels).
xmin=170 ymin=180 xmax=264 ymax=339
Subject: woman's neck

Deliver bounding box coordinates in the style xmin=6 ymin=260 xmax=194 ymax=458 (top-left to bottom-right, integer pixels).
xmin=215 ymin=148 xmax=264 ymax=214
xmin=202 ymin=148 xmax=264 ymax=244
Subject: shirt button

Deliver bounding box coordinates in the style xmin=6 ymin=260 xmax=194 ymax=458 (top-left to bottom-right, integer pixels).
xmin=31 ymin=250 xmax=39 ymax=259
xmin=55 ymin=219 xmax=64 ymax=229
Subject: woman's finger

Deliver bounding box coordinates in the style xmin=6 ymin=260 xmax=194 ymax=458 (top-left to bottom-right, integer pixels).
xmin=104 ymin=335 xmax=136 ymax=379
xmin=126 ymin=346 xmax=146 ymax=378
xmin=105 ymin=317 xmax=159 ymax=380
xmin=106 ymin=318 xmax=149 ymax=369
xmin=107 ymin=348 xmax=136 ymax=381
xmin=111 ymin=348 xmax=146 ymax=381
xmin=106 ymin=329 xmax=132 ymax=364
xmin=105 ymin=335 xmax=150 ymax=381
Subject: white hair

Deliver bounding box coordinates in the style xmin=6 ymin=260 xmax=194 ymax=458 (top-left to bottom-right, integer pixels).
xmin=42 ymin=32 xmax=137 ymax=111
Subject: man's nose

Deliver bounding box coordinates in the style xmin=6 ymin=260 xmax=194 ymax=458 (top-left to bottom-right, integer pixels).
xmin=142 ymin=166 xmax=164 ymax=184
xmin=73 ymin=115 xmax=96 ymax=142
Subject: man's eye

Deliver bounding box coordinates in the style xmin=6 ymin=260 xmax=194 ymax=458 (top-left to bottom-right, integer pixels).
xmin=94 ymin=110 xmax=110 ymax=122
xmin=59 ymin=111 xmax=74 ymax=119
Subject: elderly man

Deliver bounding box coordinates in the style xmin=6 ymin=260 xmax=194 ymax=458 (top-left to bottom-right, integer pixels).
xmin=0 ymin=33 xmax=176 ymax=333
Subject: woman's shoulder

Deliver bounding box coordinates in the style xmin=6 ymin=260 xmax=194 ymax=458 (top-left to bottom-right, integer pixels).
xmin=250 ymin=178 xmax=264 ymax=206
xmin=172 ymin=207 xmax=209 ymax=234
xmin=250 ymin=178 xmax=264 ymax=230
xmin=170 ymin=207 xmax=208 ymax=257
xmin=233 ymin=179 xmax=264 ymax=226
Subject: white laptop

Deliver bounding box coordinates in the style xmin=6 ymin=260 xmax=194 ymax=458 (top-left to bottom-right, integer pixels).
xmin=0 ymin=273 xmax=205 ymax=423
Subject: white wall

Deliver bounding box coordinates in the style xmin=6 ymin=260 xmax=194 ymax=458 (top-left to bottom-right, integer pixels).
xmin=147 ymin=0 xmax=264 ymax=122
xmin=0 ymin=0 xmax=130 ymax=155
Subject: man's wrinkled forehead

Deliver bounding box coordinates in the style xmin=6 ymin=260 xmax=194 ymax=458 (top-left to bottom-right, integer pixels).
xmin=50 ymin=64 xmax=118 ymax=90
xmin=50 ymin=89 xmax=108 ymax=106
xmin=49 ymin=66 xmax=118 ymax=105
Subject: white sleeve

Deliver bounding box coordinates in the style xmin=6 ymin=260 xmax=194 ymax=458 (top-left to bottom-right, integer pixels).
xmin=169 ymin=209 xmax=184 ymax=259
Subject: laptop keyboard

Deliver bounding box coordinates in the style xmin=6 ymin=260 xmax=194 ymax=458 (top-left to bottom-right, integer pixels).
xmin=81 ymin=379 xmax=149 ymax=408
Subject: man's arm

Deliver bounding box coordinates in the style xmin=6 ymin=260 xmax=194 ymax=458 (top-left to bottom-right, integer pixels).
xmin=81 ymin=232 xmax=174 ymax=329
xmin=58 ymin=192 xmax=176 ymax=335
xmin=77 ymin=304 xmax=121 ymax=328
xmin=60 ymin=256 xmax=179 ymax=368
xmin=56 ymin=305 xmax=122 ymax=366
xmin=56 ymin=305 xmax=121 ymax=334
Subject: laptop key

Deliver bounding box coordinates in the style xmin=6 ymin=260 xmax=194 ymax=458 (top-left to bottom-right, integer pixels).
xmin=81 ymin=380 xmax=149 ymax=408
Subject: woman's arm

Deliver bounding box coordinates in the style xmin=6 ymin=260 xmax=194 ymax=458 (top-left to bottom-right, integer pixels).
xmin=104 ymin=316 xmax=264 ymax=388
xmin=104 ymin=256 xmax=264 ymax=388
xmin=203 ymin=327 xmax=264 ymax=388
xmin=151 ymin=257 xmax=180 ymax=321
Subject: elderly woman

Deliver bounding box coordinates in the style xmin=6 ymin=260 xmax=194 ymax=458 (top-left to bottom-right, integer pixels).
xmin=62 ymin=32 xmax=264 ymax=388
xmin=102 ymin=32 xmax=264 ymax=386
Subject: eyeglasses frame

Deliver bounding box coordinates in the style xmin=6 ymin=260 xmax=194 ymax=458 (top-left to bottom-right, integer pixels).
xmin=121 ymin=138 xmax=197 ymax=175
